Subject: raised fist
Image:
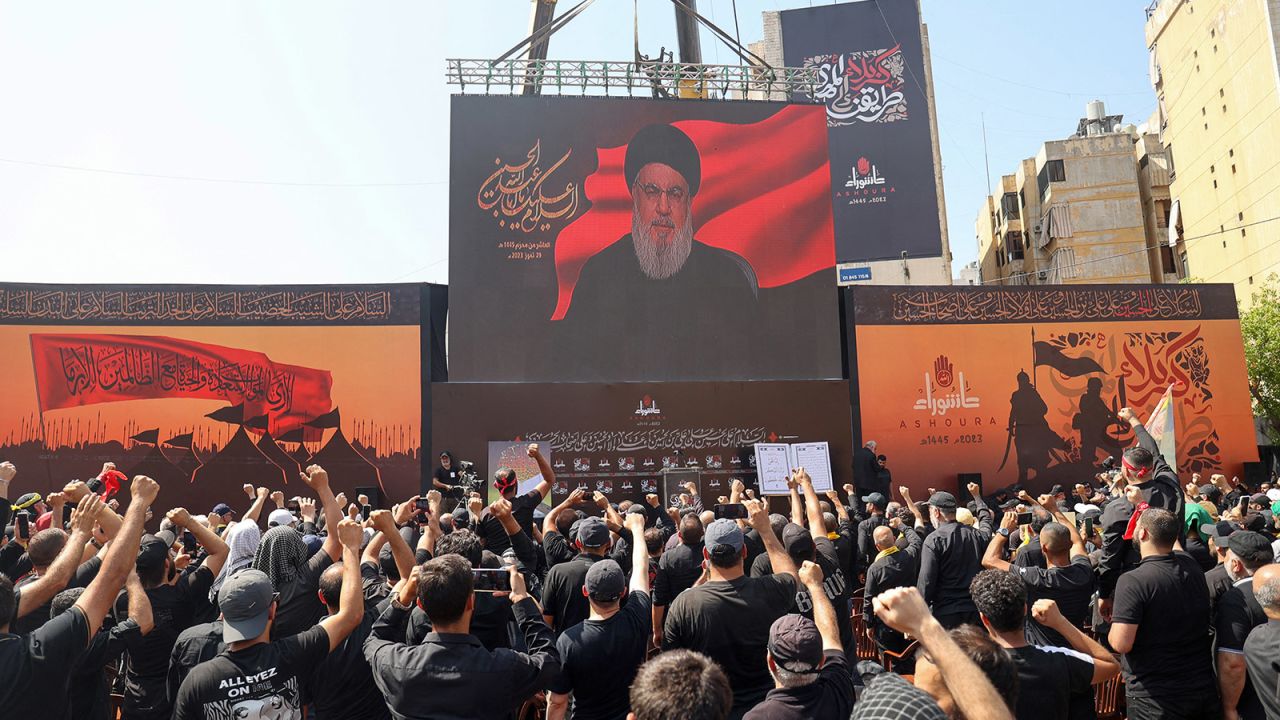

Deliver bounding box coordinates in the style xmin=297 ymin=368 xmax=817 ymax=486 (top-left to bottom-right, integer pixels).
xmin=131 ymin=475 xmax=160 ymax=505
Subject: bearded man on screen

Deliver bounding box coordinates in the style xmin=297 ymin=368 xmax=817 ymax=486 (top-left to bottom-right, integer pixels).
xmin=563 ymin=123 xmax=758 ymax=377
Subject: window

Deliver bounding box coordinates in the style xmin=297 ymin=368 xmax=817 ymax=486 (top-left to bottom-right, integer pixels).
xmin=1167 ymin=144 xmax=1176 ymax=179
xmin=1180 ymin=251 xmax=1189 ymax=276
xmin=1008 ymin=231 xmax=1025 ymax=261
xmin=1161 ymin=245 xmax=1177 ymax=275
xmin=1210 ymin=165 xmax=1215 ymax=173
xmin=1001 ymin=192 xmax=1020 ymax=220
xmin=1220 ymin=88 xmax=1225 ymax=97
xmin=1038 ymin=159 xmax=1066 ymax=200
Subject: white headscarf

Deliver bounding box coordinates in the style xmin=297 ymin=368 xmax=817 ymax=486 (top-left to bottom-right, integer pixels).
xmin=210 ymin=520 xmax=261 ymax=601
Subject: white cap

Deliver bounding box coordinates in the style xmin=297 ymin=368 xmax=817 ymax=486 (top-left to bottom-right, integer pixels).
xmin=1267 ymin=489 xmax=1280 ymax=502
xmin=268 ymin=508 xmax=296 ymax=527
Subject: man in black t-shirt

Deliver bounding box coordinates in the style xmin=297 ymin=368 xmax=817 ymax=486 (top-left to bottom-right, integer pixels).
xmin=863 ymin=520 xmax=921 ymax=657
xmin=122 ymin=507 xmax=230 ymax=720
xmin=1244 ymin=564 xmax=1280 ymax=720
xmin=0 ymin=476 xmax=157 ymax=719
xmin=305 ymin=560 xmax=392 ymax=719
xmin=1109 ymin=508 xmax=1217 ymax=719
xmin=477 ymin=443 xmax=553 ymax=552
xmin=744 ymin=561 xmax=855 ymax=720
xmin=652 ymin=512 xmax=704 ymax=648
xmin=856 ymin=492 xmax=889 ymax=570
xmin=1098 ymin=409 xmax=1186 ymax=623
xmin=53 ymin=573 xmax=152 ymax=720
xmin=983 ymin=492 xmax=1096 ymax=647
xmin=664 ymin=498 xmax=798 ymax=720
xmin=543 ymin=514 xmax=613 ymax=634
xmin=548 ymin=512 xmax=652 ymax=720
xmin=10 ymin=522 xmax=104 ymax=635
xmin=363 ymin=555 xmax=560 ymax=718
xmin=969 ymin=569 xmax=1118 ymax=720
xmin=173 ymin=519 xmax=366 ymax=720
xmin=1205 ymin=520 xmax=1239 ymax=613
xmin=915 ymin=489 xmax=987 ymax=628
xmin=1213 ymin=531 xmax=1273 ymax=720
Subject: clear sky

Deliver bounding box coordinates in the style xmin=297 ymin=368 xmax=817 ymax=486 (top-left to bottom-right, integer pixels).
xmin=0 ymin=1 xmax=1155 ymax=285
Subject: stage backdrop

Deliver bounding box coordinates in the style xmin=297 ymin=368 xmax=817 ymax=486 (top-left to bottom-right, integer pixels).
xmin=0 ymin=283 xmax=427 ymax=515
xmin=849 ymin=285 xmax=1258 ymax=496
xmin=448 ymin=95 xmax=842 ymax=383
xmin=781 ymin=0 xmax=944 ymax=264
xmin=431 ymin=381 xmax=853 ymax=507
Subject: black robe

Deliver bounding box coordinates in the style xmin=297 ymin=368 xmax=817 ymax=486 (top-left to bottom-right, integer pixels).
xmin=556 ymin=235 xmax=758 ymax=380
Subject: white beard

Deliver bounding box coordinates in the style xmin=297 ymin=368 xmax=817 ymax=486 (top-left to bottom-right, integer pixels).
xmin=632 ymin=206 xmax=694 ymax=280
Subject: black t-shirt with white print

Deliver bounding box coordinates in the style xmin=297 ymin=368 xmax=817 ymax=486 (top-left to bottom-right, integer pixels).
xmin=173 ymin=624 xmax=330 ymax=720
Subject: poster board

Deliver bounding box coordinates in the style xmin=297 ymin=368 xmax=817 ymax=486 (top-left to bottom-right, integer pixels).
xmin=753 ymin=441 xmax=835 ymax=495
xmin=486 ymin=440 xmax=553 ymax=503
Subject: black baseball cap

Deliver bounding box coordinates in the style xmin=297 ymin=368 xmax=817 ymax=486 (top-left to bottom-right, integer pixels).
xmin=135 ymin=531 xmax=176 ymax=572
xmin=1049 ymin=484 xmax=1065 ymax=496
xmin=861 ymin=492 xmax=888 ymax=509
xmin=584 ymin=559 xmax=626 ymax=601
xmin=767 ymin=614 xmax=823 ymax=673
xmin=781 ymin=523 xmax=815 ymax=559
xmin=212 ymin=503 xmax=235 ymax=517
xmin=576 ymin=517 xmax=610 ymax=548
xmin=1227 ymin=531 xmax=1274 ymax=564
xmin=928 ymin=492 xmax=958 ymax=510
xmin=1204 ymin=520 xmax=1238 ymax=542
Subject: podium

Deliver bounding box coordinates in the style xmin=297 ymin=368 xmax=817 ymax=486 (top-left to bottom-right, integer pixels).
xmin=661 ymin=467 xmax=702 ymax=509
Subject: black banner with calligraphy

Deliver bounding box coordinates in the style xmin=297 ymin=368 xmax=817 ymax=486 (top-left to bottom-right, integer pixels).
xmin=781 ymin=0 xmax=944 ymax=263
xmin=431 ymin=380 xmax=853 ymax=506
xmin=851 ymin=284 xmax=1239 ymax=326
xmin=0 ymin=283 xmax=420 ymax=325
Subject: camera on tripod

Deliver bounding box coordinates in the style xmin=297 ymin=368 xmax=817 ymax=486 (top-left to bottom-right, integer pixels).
xmin=456 ymin=460 xmax=482 ymax=493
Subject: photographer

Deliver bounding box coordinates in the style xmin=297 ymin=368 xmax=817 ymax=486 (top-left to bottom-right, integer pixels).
xmin=433 ymin=451 xmax=467 ymax=511
xmin=363 ymin=556 xmax=560 ymax=719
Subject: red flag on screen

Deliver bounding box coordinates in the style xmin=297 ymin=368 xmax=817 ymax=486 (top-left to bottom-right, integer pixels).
xmin=29 ymin=334 xmax=333 ymax=436
xmin=550 ymin=104 xmax=835 ymax=320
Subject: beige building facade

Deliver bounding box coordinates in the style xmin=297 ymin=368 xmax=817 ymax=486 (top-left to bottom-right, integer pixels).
xmin=976 ymin=104 xmax=1173 ymax=286
xmin=1146 ymin=0 xmax=1280 ymax=305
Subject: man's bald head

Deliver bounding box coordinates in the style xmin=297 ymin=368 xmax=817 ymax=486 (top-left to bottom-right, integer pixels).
xmin=873 ymin=525 xmax=896 ymax=551
xmin=1255 ymin=564 xmax=1280 ymax=620
xmin=699 ymin=510 xmax=715 ymax=527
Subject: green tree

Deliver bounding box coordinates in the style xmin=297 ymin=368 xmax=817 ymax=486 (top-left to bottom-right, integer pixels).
xmin=1242 ymin=275 xmax=1280 ymax=445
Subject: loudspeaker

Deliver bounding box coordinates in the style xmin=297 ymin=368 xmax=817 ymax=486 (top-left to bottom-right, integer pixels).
xmin=958 ymin=473 xmax=983 ymax=498
xmin=1242 ymin=462 xmax=1267 ymax=490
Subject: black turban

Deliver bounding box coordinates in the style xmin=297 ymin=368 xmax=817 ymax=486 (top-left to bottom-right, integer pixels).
xmin=624 ymin=124 xmax=701 ymax=197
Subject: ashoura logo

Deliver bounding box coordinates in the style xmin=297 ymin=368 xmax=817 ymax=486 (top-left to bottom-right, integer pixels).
xmin=913 ymin=355 xmax=980 ymax=416
xmin=634 ymin=395 xmax=661 ymax=417
xmin=847 ymin=156 xmax=886 ymax=191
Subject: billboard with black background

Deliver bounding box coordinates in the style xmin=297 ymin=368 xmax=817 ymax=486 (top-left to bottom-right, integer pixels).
xmin=781 ymin=0 xmax=944 ymax=263
xmin=432 ymin=381 xmax=853 ymax=507
xmin=448 ymin=95 xmax=842 ymax=383
xmin=849 ymin=284 xmax=1258 ymax=495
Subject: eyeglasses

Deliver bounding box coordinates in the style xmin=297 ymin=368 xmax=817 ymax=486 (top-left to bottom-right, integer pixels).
xmin=637 ymin=183 xmax=687 ymax=203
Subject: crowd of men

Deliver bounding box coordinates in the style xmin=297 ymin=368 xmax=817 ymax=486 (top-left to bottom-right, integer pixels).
xmin=1 ymin=406 xmax=1279 ymax=720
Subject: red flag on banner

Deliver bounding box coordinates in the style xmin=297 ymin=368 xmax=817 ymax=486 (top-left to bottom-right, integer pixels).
xmin=29 ymin=334 xmax=333 ymax=436
xmin=550 ymin=104 xmax=835 ymax=320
